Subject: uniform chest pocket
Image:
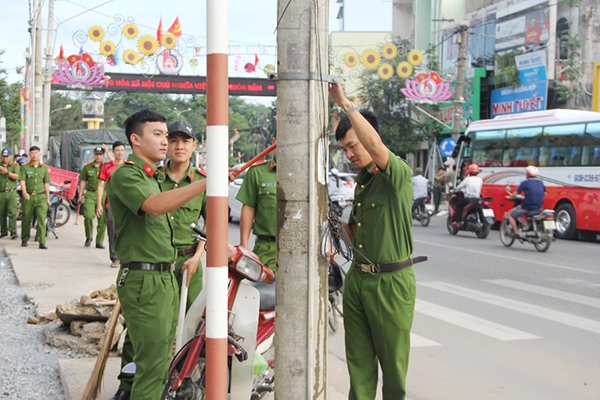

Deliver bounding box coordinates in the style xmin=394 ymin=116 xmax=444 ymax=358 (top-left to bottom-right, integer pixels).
xmin=357 ymin=201 xmax=385 ymax=229
xmin=258 ymin=186 xmax=276 ymax=210
xmin=145 ymin=213 xmax=167 ymax=228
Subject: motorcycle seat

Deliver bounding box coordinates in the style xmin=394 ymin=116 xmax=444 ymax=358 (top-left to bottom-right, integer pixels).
xmin=248 ymin=281 xmax=276 ymax=311
xmin=413 ymin=196 xmax=428 ymax=203
xmin=525 ymin=208 xmax=543 ymax=217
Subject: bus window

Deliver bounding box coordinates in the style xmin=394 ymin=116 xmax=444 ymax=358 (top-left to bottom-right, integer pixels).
xmin=583 ymin=122 xmax=600 ymax=166
xmin=470 ymin=130 xmax=506 ymax=167
xmin=505 ymin=126 xmax=543 ymax=166
xmin=541 ymin=123 xmax=585 ymax=166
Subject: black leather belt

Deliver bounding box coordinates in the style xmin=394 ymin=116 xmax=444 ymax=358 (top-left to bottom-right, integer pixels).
xmin=356 ymin=256 xmax=428 ymax=274
xmin=257 ymin=235 xmax=276 ymax=242
xmin=86 ymin=189 xmax=96 ymax=192
xmin=0 ymin=189 xmax=15 ymax=192
xmin=177 ymin=246 xmax=197 ymax=257
xmin=121 ymin=262 xmax=175 ymax=272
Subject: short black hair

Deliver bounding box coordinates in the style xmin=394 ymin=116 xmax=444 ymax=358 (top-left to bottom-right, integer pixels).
xmin=123 ymin=109 xmax=166 ymax=146
xmin=112 ymin=140 xmax=125 ymax=150
xmin=29 ymin=145 xmax=40 ymax=152
xmin=335 ymin=109 xmax=379 ymax=141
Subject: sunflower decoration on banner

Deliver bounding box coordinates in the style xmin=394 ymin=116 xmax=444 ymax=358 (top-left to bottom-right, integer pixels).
xmin=99 ymin=40 xmax=116 ymax=56
xmin=122 ymin=23 xmax=139 ymax=40
xmin=189 ymin=58 xmax=199 ymax=67
xmin=397 ymin=61 xmax=413 ymax=78
xmin=137 ymin=35 xmax=159 ymax=56
xmin=344 ymin=51 xmax=359 ymax=68
xmin=378 ymin=63 xmax=394 ymax=80
xmin=361 ymin=49 xmax=381 ymax=71
xmin=381 ymin=43 xmax=397 ymax=60
xmin=122 ymin=49 xmax=141 ymax=65
xmin=161 ymin=32 xmax=177 ymax=49
xmin=88 ymin=26 xmax=105 ymax=42
xmin=407 ymin=49 xmax=423 ymax=66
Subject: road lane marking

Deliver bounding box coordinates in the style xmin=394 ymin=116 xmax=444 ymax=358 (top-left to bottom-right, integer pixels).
xmin=486 ymin=279 xmax=600 ymax=309
xmin=416 ymin=299 xmax=539 ymax=341
xmin=410 ymin=332 xmax=440 ymax=347
xmin=420 ymin=281 xmax=600 ymax=334
xmin=414 ymin=239 xmax=596 ymax=274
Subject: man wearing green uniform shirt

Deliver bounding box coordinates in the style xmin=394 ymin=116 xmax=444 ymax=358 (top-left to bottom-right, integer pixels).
xmin=78 ymin=146 xmax=107 ymax=248
xmin=107 ymin=109 xmax=207 ymax=400
xmin=235 ymin=152 xmax=277 ymax=270
xmin=19 ymin=146 xmax=51 ymax=249
xmin=330 ymin=82 xmax=425 ymax=400
xmin=0 ymin=148 xmax=20 ymax=239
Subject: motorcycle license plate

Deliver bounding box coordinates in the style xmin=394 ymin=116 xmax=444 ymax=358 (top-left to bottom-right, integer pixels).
xmin=543 ymin=220 xmax=556 ymax=230
xmin=425 ymin=204 xmax=434 ymax=214
xmin=482 ymin=208 xmax=495 ymax=218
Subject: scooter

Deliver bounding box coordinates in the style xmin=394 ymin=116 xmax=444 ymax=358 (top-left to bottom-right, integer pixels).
xmin=412 ymin=197 xmax=431 ymax=227
xmin=162 ymin=224 xmax=276 ymax=400
xmin=446 ymin=190 xmax=495 ymax=239
xmin=499 ymin=193 xmax=556 ymax=253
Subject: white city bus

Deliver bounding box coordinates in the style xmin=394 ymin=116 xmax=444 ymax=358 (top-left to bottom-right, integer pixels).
xmin=455 ymin=109 xmax=600 ymax=240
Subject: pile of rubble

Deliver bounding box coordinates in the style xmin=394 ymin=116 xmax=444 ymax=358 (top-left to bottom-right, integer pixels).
xmin=33 ymin=285 xmax=125 ymax=355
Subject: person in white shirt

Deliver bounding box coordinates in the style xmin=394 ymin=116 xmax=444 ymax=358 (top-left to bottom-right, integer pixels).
xmin=411 ymin=167 xmax=429 ymax=200
xmin=453 ymin=163 xmax=483 ymax=224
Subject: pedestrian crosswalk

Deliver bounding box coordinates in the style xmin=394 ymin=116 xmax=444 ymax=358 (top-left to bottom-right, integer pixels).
xmin=410 ymin=279 xmax=600 ymax=348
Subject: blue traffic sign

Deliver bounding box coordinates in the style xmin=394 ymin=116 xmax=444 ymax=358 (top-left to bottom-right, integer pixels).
xmin=439 ymin=138 xmax=457 ymax=157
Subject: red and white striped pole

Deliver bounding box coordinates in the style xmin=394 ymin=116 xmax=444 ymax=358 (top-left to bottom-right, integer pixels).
xmin=205 ymin=0 xmax=229 ymax=399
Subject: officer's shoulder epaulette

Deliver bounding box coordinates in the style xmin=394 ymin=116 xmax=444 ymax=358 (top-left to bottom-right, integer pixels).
xmin=196 ymin=167 xmax=207 ymax=177
xmin=84 ymin=162 xmax=92 ymax=166
xmin=123 ymin=160 xmax=135 ymax=166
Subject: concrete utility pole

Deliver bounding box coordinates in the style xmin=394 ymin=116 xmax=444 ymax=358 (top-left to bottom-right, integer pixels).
xmin=33 ymin=0 xmax=44 ymax=152
xmin=276 ymin=0 xmax=329 ymax=398
xmin=452 ymin=24 xmax=468 ymax=140
xmin=42 ymin=0 xmax=55 ymax=154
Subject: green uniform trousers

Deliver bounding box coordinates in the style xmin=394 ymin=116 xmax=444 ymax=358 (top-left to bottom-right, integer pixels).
xmin=83 ymin=192 xmax=106 ymax=244
xmin=116 ymin=269 xmax=179 ymax=399
xmin=0 ymin=191 xmax=18 ymax=235
xmin=343 ymin=265 xmax=416 ymax=400
xmin=253 ymin=239 xmax=276 ymax=271
xmin=21 ymin=194 xmax=48 ymax=245
xmin=118 ymin=253 xmax=202 ymax=391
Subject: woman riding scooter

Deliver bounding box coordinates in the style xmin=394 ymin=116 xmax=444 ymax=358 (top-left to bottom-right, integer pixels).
xmin=452 ymin=163 xmax=483 ymax=227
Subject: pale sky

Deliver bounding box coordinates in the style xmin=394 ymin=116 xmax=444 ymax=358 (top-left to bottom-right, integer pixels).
xmin=0 ymin=0 xmax=392 ymax=85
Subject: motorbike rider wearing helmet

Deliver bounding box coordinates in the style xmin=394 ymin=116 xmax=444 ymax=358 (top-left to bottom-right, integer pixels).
xmin=507 ymin=165 xmax=546 ymax=237
xmin=453 ymin=163 xmax=483 ymax=225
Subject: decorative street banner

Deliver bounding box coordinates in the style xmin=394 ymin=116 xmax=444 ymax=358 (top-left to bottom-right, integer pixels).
xmin=51 ymin=73 xmax=277 ymax=96
xmin=490 ymin=81 xmax=548 ymax=118
xmin=401 ymin=71 xmax=453 ymax=101
xmin=515 ymin=50 xmax=547 ymax=85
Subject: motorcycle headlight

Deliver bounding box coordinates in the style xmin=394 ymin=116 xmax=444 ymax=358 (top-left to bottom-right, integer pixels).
xmin=235 ymin=254 xmax=263 ymax=282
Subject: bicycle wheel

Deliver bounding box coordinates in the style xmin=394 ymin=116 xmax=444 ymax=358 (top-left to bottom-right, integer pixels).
xmin=54 ymin=202 xmax=70 ymax=227
xmin=328 ymin=295 xmax=338 ymax=332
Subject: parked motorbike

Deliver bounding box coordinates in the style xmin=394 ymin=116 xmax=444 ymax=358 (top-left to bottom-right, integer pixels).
xmin=412 ymin=197 xmax=431 ymax=227
xmin=161 ymin=223 xmax=276 ymax=400
xmin=446 ymin=190 xmax=495 ymax=239
xmin=329 ymin=192 xmax=347 ymax=218
xmin=499 ymin=194 xmax=556 ymax=253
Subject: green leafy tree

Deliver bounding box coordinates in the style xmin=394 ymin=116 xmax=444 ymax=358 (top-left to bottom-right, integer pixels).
xmin=0 ymin=51 xmax=23 ymax=149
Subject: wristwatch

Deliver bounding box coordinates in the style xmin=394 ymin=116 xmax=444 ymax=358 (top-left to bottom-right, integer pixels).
xmin=344 ymin=103 xmax=358 ymax=115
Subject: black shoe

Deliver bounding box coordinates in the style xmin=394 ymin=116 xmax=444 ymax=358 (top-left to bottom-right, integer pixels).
xmin=39 ymin=243 xmax=48 ymax=249
xmin=0 ymin=233 xmax=7 ymax=238
xmin=10 ymin=233 xmax=18 ymax=239
xmin=84 ymin=238 xmax=92 ymax=247
xmin=21 ymin=241 xmax=28 ymax=247
xmin=96 ymin=243 xmax=106 ymax=249
xmin=108 ymin=389 xmax=131 ymax=400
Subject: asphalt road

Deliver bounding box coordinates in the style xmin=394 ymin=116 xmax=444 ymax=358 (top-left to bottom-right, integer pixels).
xmin=229 ymin=210 xmax=600 ymax=400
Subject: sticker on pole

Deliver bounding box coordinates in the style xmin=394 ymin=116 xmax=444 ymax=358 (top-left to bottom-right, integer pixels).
xmin=439 ymin=138 xmax=456 ymax=158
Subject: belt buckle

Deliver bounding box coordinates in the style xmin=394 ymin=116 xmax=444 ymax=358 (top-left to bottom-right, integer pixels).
xmin=359 ymin=262 xmax=378 ymax=274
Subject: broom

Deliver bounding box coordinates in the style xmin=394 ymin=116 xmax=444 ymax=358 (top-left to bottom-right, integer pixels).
xmin=81 ymin=299 xmax=121 ymax=400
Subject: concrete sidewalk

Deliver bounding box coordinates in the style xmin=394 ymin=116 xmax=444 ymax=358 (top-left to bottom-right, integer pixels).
xmin=3 ymin=213 xmax=368 ymax=400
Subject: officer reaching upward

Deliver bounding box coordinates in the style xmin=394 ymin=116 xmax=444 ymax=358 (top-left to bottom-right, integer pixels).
xmin=19 ymin=146 xmax=51 ymax=249
xmin=0 ymin=148 xmax=20 ymax=239
xmin=78 ymin=146 xmax=107 ymax=248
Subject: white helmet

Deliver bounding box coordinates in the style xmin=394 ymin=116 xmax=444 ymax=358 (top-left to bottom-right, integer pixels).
xmin=526 ymin=165 xmax=539 ymax=177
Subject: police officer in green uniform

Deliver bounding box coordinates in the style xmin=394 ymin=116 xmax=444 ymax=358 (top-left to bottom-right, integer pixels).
xmin=107 ymin=110 xmax=207 ymax=400
xmin=19 ymin=145 xmax=51 ymax=249
xmin=235 ymin=152 xmax=277 ymax=270
xmin=330 ymin=83 xmax=425 ymax=400
xmin=0 ymin=148 xmax=20 ymax=239
xmin=78 ymin=146 xmax=107 ymax=248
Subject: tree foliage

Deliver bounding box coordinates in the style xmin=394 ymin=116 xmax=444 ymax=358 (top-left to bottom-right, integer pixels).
xmin=0 ymin=50 xmax=23 ymax=149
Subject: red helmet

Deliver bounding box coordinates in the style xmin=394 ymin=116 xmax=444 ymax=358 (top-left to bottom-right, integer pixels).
xmin=526 ymin=165 xmax=539 ymax=177
xmin=468 ymin=163 xmax=480 ymax=175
